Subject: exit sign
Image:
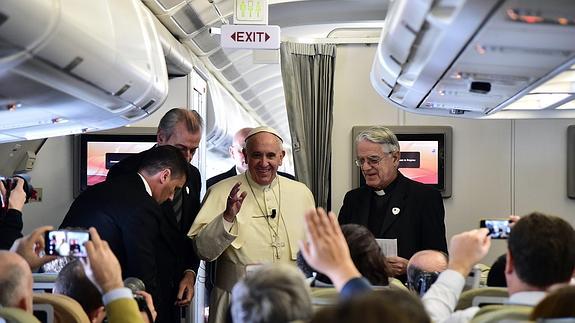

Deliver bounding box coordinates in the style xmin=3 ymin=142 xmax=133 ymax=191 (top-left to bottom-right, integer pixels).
xmin=221 ymin=25 xmax=280 ymax=49
xmin=234 ymin=0 xmax=268 ymax=25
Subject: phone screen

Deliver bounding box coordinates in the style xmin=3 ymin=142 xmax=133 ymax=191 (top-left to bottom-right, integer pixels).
xmin=45 ymin=230 xmax=90 ymax=257
xmin=480 ymin=219 xmax=510 ymax=239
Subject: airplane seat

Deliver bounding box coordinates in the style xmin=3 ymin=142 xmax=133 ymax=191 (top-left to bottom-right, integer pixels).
xmin=310 ymin=287 xmax=339 ymax=311
xmin=32 ymin=294 xmax=90 ymax=323
xmin=470 ymin=304 xmax=532 ymax=323
xmin=455 ymin=287 xmax=508 ymax=310
xmin=0 ymin=307 xmax=40 ymax=323
xmin=389 ymin=277 xmax=408 ymax=290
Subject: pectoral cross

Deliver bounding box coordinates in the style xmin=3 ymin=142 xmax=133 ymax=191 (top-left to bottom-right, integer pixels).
xmin=271 ymin=239 xmax=285 ymax=259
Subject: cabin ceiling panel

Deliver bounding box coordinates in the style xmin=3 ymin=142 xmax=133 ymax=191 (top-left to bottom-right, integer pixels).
xmin=141 ymin=0 xmax=388 ymax=142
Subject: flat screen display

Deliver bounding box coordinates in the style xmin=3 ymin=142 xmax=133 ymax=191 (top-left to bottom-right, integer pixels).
xmin=75 ymin=134 xmax=157 ymax=195
xmin=86 ymin=141 xmax=156 ymax=186
xmin=397 ymin=139 xmax=439 ymax=184
xmin=353 ymin=126 xmax=452 ymax=197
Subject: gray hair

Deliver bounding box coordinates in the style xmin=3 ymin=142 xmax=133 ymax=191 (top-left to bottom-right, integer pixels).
xmin=356 ymin=126 xmax=400 ymax=152
xmin=158 ymin=108 xmax=203 ymax=139
xmin=0 ymin=256 xmax=26 ymax=307
xmin=231 ymin=264 xmax=312 ymax=323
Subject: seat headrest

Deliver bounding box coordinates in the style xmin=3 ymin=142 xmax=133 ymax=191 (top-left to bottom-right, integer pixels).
xmin=0 ymin=306 xmax=40 ymax=323
xmin=32 ymin=294 xmax=90 ymax=323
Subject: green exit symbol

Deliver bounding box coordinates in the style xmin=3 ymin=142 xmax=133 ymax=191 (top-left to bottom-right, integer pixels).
xmin=238 ymin=0 xmax=263 ymax=20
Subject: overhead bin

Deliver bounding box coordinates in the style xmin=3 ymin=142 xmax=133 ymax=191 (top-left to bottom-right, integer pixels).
xmin=0 ymin=0 xmax=168 ymax=143
xmin=372 ymin=0 xmax=575 ymax=118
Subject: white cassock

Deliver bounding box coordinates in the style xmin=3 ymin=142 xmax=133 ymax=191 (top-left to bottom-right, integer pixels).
xmin=188 ymin=172 xmax=315 ymax=323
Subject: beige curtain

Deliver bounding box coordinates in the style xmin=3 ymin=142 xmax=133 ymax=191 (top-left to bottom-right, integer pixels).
xmin=280 ymin=42 xmax=336 ymax=209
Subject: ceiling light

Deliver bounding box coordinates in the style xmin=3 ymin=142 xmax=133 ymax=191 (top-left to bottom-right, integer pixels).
xmin=504 ymin=93 xmax=570 ymax=110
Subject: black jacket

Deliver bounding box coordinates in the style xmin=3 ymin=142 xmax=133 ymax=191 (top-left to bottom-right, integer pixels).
xmin=60 ymin=173 xmax=189 ymax=323
xmin=0 ymin=209 xmax=23 ymax=249
xmin=339 ymin=172 xmax=447 ymax=260
xmin=107 ymin=150 xmax=202 ymax=235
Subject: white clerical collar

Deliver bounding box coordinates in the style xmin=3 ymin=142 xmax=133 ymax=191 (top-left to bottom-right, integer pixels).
xmin=235 ymin=166 xmax=246 ymax=175
xmin=245 ymin=172 xmax=278 ymax=190
xmin=137 ymin=172 xmax=152 ymax=197
xmin=374 ymin=189 xmax=385 ymax=196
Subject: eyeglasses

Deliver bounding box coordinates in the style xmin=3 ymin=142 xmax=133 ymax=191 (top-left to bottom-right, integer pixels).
xmin=354 ymin=152 xmax=393 ymax=167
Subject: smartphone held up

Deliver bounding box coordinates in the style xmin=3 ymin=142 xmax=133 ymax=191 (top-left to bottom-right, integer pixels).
xmin=480 ymin=219 xmax=511 ymax=239
xmin=44 ymin=230 xmax=90 ymax=257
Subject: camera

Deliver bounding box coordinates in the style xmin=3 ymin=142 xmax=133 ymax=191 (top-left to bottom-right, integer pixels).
xmin=1 ymin=175 xmax=34 ymax=203
xmin=124 ymin=277 xmax=154 ymax=322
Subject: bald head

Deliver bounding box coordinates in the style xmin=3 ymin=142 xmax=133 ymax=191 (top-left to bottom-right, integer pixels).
xmin=0 ymin=251 xmax=33 ymax=312
xmin=408 ymin=250 xmax=448 ymax=273
xmin=230 ymin=127 xmax=254 ymax=172
xmin=234 ymin=128 xmax=254 ymax=147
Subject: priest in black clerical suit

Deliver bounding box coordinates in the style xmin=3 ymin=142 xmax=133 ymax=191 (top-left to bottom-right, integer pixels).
xmin=339 ymin=126 xmax=447 ymax=280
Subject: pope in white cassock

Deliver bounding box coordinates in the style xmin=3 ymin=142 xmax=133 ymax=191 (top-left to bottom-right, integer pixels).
xmin=188 ymin=126 xmax=316 ymax=323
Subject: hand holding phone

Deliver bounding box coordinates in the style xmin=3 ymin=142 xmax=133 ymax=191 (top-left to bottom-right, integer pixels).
xmin=45 ymin=230 xmax=90 ymax=257
xmin=480 ymin=219 xmax=511 ymax=239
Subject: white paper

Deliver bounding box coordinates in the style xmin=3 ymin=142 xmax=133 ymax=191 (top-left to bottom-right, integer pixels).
xmin=376 ymin=238 xmax=397 ymax=257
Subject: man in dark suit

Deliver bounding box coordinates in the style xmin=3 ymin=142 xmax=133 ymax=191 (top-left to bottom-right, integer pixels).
xmin=105 ymin=108 xmax=202 ymax=321
xmin=339 ymin=126 xmax=447 ymax=279
xmin=207 ymin=127 xmax=295 ymax=188
xmin=60 ymin=145 xmax=189 ymax=323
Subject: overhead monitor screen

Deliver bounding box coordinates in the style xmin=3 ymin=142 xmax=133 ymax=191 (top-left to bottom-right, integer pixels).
xmin=353 ymin=126 xmax=452 ymax=197
xmin=86 ymin=141 xmax=156 ymax=186
xmin=76 ymin=134 xmax=156 ymax=194
xmin=397 ymin=139 xmax=439 ymax=185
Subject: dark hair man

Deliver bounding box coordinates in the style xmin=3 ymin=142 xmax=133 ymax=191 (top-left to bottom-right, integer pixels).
xmin=423 ymin=212 xmax=575 ymax=322
xmin=106 ymin=108 xmax=203 ymax=322
xmin=54 ymin=260 xmax=105 ymax=323
xmin=339 ymin=126 xmax=447 ymax=279
xmin=60 ymin=145 xmax=189 ymax=323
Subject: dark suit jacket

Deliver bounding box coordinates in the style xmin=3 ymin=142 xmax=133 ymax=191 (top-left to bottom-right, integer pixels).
xmin=339 ymin=172 xmax=447 ymax=260
xmin=206 ymin=166 xmax=296 ymax=188
xmin=107 ymin=150 xmax=202 ymax=235
xmin=60 ymin=173 xmax=190 ymax=323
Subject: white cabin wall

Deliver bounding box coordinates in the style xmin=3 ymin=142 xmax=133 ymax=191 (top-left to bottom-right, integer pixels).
xmin=22 ymin=136 xmax=75 ymax=235
xmin=131 ymin=76 xmax=190 ymax=128
xmin=514 ymin=120 xmax=575 ymax=221
xmin=20 ymin=77 xmax=191 ymax=235
xmin=332 ymin=44 xmax=575 ymax=264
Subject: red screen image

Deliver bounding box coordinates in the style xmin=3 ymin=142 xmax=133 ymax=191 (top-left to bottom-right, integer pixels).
xmin=86 ymin=141 xmax=155 ymax=186
xmin=398 ymin=140 xmax=439 ymax=184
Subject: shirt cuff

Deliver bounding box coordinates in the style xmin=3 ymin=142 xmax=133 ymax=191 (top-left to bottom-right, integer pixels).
xmin=436 ymin=269 xmax=467 ymax=292
xmin=339 ymin=277 xmax=372 ymax=300
xmin=102 ymin=287 xmax=133 ymax=306
xmin=184 ymin=269 xmax=196 ymax=276
xmin=223 ymin=215 xmax=235 ymax=232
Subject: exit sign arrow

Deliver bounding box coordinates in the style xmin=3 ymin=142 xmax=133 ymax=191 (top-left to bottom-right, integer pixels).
xmin=221 ymin=25 xmax=280 ymax=49
xmin=230 ymin=31 xmax=271 ymax=42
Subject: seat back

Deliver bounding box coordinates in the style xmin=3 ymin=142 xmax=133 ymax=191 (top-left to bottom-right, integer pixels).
xmin=310 ymin=287 xmax=339 ymax=310
xmin=32 ymin=294 xmax=90 ymax=323
xmin=456 ymin=287 xmax=508 ymax=310
xmin=0 ymin=307 xmax=40 ymax=323
xmin=470 ymin=304 xmax=532 ymax=323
